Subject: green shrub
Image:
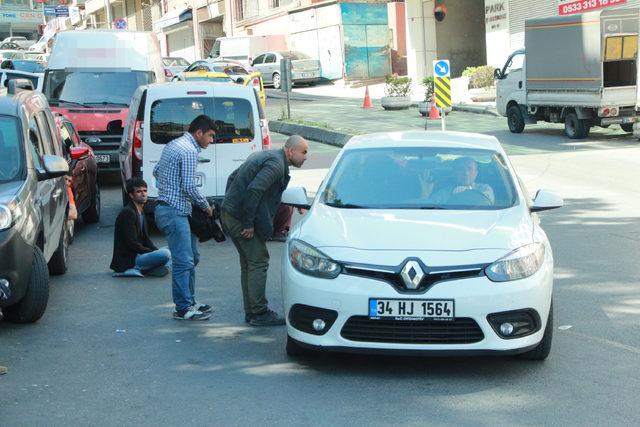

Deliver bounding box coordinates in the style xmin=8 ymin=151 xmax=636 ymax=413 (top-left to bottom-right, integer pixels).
xmin=467 ymin=65 xmax=495 ymax=89
xmin=421 ymin=76 xmax=434 ymax=102
xmin=384 ymin=74 xmax=412 ymax=97
xmin=462 ymin=66 xmax=478 ymax=78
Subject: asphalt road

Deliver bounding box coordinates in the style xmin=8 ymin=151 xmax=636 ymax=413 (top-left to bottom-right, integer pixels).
xmin=1 ymin=129 xmax=639 ymax=426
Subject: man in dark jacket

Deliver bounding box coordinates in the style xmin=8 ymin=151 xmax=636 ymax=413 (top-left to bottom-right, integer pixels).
xmin=110 ymin=178 xmax=171 ymax=277
xmin=221 ymin=135 xmax=308 ymax=326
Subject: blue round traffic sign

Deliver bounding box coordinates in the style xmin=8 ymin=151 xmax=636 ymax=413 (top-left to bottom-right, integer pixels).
xmin=434 ymin=60 xmax=450 ymax=77
xmin=114 ymin=18 xmax=127 ymax=30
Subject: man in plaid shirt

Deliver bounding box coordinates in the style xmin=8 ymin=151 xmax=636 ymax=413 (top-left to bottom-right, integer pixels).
xmin=153 ymin=115 xmax=215 ymax=321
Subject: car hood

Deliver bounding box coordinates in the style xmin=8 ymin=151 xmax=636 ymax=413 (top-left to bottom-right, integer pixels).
xmin=297 ymin=203 xmax=533 ymax=252
xmin=0 ymin=181 xmax=22 ymax=203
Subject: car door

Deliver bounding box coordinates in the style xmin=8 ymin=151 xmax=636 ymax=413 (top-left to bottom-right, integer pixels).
xmin=143 ymin=86 xmax=217 ymax=199
xmin=212 ymin=86 xmax=261 ymax=197
xmin=252 ymin=54 xmax=267 ymax=82
xmin=496 ymin=51 xmax=525 ymax=115
xmin=36 ymin=110 xmax=66 ymax=255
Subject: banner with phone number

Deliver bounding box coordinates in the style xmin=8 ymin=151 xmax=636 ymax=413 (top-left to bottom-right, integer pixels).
xmin=559 ymin=0 xmax=626 ymax=15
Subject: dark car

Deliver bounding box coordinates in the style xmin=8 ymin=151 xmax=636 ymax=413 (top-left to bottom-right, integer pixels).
xmin=54 ymin=113 xmax=100 ymax=227
xmin=0 ymin=80 xmax=70 ymax=323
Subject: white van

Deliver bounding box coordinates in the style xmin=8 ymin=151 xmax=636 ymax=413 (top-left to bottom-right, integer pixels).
xmin=209 ymin=35 xmax=287 ymax=67
xmin=119 ymin=82 xmax=271 ymax=210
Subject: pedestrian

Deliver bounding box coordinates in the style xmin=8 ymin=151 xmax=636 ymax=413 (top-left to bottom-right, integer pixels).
xmin=153 ymin=115 xmax=215 ymax=321
xmin=221 ymin=135 xmax=309 ymax=326
xmin=110 ymin=178 xmax=171 ymax=277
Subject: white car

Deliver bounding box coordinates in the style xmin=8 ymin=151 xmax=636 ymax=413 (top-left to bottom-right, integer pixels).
xmin=281 ymin=131 xmax=563 ymax=360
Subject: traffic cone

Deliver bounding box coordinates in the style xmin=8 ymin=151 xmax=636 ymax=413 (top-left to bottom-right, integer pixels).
xmin=429 ymin=101 xmax=441 ymax=119
xmin=362 ymin=86 xmax=373 ymax=109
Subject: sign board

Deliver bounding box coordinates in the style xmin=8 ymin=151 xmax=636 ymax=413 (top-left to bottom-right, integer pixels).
xmin=558 ymin=0 xmax=626 ymax=15
xmin=433 ymin=60 xmax=451 ymax=109
xmin=114 ymin=18 xmax=127 ymax=30
xmin=55 ymin=6 xmax=69 ymax=17
xmin=44 ymin=5 xmax=57 ymax=16
xmin=485 ymin=0 xmax=509 ymax=32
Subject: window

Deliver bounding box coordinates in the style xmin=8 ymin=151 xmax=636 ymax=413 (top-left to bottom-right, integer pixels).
xmin=264 ymin=54 xmax=276 ymax=64
xmin=252 ymin=54 xmax=266 ymax=65
xmin=35 ymin=112 xmax=55 ymax=155
xmin=28 ymin=116 xmax=44 ymax=170
xmin=503 ymin=53 xmax=524 ymax=77
xmin=213 ymin=98 xmax=255 ymax=144
xmin=0 ymin=115 xmax=24 ymax=182
xmin=605 ymin=35 xmax=638 ymax=61
xmin=186 ymin=61 xmax=207 ymax=72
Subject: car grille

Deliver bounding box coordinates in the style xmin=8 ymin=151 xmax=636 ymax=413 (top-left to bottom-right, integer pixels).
xmin=341 ymin=316 xmax=484 ymax=344
xmin=78 ymin=132 xmax=122 ymax=152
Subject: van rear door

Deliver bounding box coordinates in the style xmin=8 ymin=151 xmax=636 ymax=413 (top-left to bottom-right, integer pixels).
xmin=211 ymin=85 xmax=261 ymax=197
xmin=143 ymin=85 xmax=217 ymax=199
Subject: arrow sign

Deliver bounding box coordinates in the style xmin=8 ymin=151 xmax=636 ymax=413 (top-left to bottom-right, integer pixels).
xmin=433 ymin=60 xmax=450 ymax=78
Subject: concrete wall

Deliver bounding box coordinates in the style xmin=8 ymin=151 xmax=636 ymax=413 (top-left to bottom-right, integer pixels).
xmin=388 ymin=1 xmax=407 ymax=75
xmin=405 ymin=0 xmax=437 ymax=82
xmin=434 ymin=0 xmax=486 ymax=77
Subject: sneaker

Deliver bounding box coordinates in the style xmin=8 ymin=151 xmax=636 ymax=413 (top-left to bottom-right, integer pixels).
xmin=173 ymin=306 xmax=211 ymax=321
xmin=249 ymin=309 xmax=286 ymax=326
xmin=193 ymin=303 xmax=212 ymax=314
xmin=244 ymin=313 xmax=254 ymax=324
xmin=145 ymin=266 xmax=170 ymax=277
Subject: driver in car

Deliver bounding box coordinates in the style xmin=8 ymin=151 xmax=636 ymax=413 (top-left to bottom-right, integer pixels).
xmin=428 ymin=157 xmax=494 ymax=204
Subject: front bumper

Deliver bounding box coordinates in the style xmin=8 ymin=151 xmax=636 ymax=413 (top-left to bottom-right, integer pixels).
xmin=0 ymin=227 xmax=34 ymax=308
xmin=283 ymin=256 xmax=553 ymax=354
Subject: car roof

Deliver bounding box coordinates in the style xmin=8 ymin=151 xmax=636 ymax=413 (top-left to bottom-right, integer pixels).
xmin=0 ymin=90 xmax=46 ymax=116
xmin=184 ymin=71 xmax=230 ymax=78
xmin=141 ymin=81 xmax=257 ymax=98
xmin=345 ymin=131 xmax=504 ymax=152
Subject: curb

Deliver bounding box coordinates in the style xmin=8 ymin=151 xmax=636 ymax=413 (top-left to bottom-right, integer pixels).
xmin=269 ymin=121 xmax=354 ymax=147
xmin=452 ymin=104 xmax=501 ymax=117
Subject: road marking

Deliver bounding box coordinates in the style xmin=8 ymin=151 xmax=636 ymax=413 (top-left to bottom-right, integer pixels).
xmin=565 ymin=330 xmax=640 ymax=355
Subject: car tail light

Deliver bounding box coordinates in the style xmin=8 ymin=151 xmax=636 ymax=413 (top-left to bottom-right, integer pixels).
xmin=599 ymin=107 xmax=611 ymax=117
xmin=610 ymin=106 xmax=619 ymax=117
xmin=164 ymin=68 xmax=173 ymax=78
xmin=252 ymin=77 xmax=261 ymax=88
xmin=261 ymin=119 xmax=271 ymax=150
xmin=133 ymin=120 xmax=143 ymax=161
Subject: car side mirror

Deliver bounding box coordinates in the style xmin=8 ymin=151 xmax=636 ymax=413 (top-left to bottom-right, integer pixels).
xmin=235 ymin=77 xmax=245 ymax=84
xmin=70 ymin=146 xmax=90 ymax=160
xmin=494 ymin=68 xmax=503 ymax=80
xmin=530 ymin=190 xmax=563 ymax=212
xmin=38 ymin=154 xmax=68 ymax=181
xmin=281 ymin=187 xmax=311 ymax=210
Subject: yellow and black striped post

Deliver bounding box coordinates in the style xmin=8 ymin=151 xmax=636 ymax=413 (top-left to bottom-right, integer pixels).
xmin=434 ymin=77 xmax=452 ymax=109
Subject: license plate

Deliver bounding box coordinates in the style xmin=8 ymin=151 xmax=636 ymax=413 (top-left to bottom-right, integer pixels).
xmin=622 ymin=116 xmax=636 ymax=124
xmin=195 ymin=174 xmax=203 ymax=187
xmin=95 ymin=154 xmax=110 ymax=164
xmin=369 ymin=299 xmax=454 ymax=320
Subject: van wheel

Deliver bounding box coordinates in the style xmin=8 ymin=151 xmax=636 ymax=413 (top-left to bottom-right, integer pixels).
xmin=565 ymin=113 xmax=589 ymax=139
xmin=272 ymin=72 xmax=281 ymax=89
xmin=48 ymin=223 xmax=69 ymax=275
xmin=517 ymin=302 xmax=553 ymax=361
xmin=3 ymin=247 xmax=49 ymax=323
xmin=507 ymin=105 xmax=525 ymax=133
xmin=82 ymin=182 xmax=100 ymax=223
xmin=621 ymin=123 xmax=634 ymax=133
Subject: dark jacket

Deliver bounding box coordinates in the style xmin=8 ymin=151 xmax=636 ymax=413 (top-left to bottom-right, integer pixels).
xmin=222 ymin=149 xmax=290 ymax=241
xmin=189 ymin=205 xmax=226 ymax=243
xmin=110 ymin=203 xmax=158 ymax=272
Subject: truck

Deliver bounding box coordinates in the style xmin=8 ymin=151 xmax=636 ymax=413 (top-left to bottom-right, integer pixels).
xmin=42 ymin=30 xmax=165 ymax=173
xmin=495 ymin=7 xmax=639 ymax=139
xmin=209 ymin=35 xmax=287 ymax=67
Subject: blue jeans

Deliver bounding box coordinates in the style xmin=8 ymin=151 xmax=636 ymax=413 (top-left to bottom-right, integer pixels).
xmin=155 ymin=205 xmax=200 ymax=312
xmin=135 ymin=247 xmax=172 ymax=273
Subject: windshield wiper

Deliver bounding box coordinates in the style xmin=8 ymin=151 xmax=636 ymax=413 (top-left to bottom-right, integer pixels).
xmin=325 ymin=202 xmax=367 ymax=209
xmin=82 ymin=101 xmax=129 ymax=107
xmin=50 ymin=99 xmax=87 ymax=108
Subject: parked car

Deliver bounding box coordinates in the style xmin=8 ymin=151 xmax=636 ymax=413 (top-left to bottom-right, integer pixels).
xmin=1 ymin=36 xmax=34 ymax=50
xmin=0 ymin=50 xmax=25 ymax=61
xmin=180 ymin=69 xmax=266 ymax=108
xmin=119 ymin=82 xmax=271 ymax=212
xmin=281 ymin=131 xmax=563 ymax=359
xmin=0 ymin=80 xmax=70 ymax=323
xmin=54 ymin=113 xmax=100 ymax=226
xmin=162 ymin=57 xmax=190 ymax=80
xmin=209 ymin=35 xmax=287 ymax=67
xmin=175 ymin=59 xmax=266 ymax=108
xmin=0 ymin=42 xmax=24 ymax=51
xmin=252 ymin=51 xmax=321 ymax=89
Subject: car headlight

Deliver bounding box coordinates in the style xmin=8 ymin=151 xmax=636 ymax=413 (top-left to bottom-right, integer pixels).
xmin=0 ymin=205 xmax=12 ymax=231
xmin=289 ymin=239 xmax=341 ymax=279
xmin=485 ymin=243 xmax=545 ymax=282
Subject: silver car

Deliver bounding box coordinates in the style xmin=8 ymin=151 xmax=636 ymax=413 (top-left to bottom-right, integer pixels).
xmin=251 ymin=51 xmax=321 ymax=89
xmin=162 ymin=57 xmax=190 ymax=80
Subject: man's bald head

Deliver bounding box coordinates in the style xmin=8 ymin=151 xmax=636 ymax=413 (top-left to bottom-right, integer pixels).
xmin=284 ymin=135 xmax=308 ymax=168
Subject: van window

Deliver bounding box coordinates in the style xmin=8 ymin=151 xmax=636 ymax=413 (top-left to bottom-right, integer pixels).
xmin=28 ymin=116 xmax=45 ymax=170
xmin=149 ymin=97 xmax=255 ymax=145
xmin=214 ymin=98 xmax=255 ymax=144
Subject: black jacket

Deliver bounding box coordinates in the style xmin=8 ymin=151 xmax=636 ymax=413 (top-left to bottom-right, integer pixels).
xmin=221 ymin=149 xmax=290 ymax=241
xmin=189 ymin=206 xmax=226 ymax=243
xmin=110 ymin=204 xmax=158 ymax=272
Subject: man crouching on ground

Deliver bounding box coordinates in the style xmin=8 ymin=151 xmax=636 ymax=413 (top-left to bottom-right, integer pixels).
xmin=111 ymin=178 xmax=171 ymax=278
xmin=221 ymin=135 xmax=309 ymax=326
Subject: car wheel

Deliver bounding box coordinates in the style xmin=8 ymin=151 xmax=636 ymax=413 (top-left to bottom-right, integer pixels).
xmin=3 ymin=247 xmax=49 ymax=323
xmin=507 ymin=105 xmax=525 ymax=133
xmin=48 ymin=223 xmax=69 ymax=275
xmin=82 ymin=182 xmax=100 ymax=223
xmin=286 ymin=335 xmax=312 ymax=358
xmin=621 ymin=122 xmax=634 ymax=133
xmin=564 ymin=112 xmax=589 ymax=139
xmin=272 ymin=72 xmax=281 ymax=90
xmin=517 ymin=302 xmax=553 ymax=361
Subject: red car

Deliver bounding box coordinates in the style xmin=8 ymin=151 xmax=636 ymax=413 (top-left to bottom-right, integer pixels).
xmin=53 ymin=113 xmax=100 ymax=231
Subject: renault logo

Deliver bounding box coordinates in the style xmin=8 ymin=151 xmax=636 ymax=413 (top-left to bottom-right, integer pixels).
xmin=400 ymin=260 xmax=424 ymax=290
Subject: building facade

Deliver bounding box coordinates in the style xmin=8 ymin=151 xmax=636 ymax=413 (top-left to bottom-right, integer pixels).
xmin=0 ymin=0 xmax=45 ymax=40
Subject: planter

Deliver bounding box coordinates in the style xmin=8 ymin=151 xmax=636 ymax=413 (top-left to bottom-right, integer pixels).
xmin=381 ymin=96 xmax=411 ymax=110
xmin=417 ymin=101 xmax=430 ymax=116
xmin=469 ymin=86 xmax=496 ymax=102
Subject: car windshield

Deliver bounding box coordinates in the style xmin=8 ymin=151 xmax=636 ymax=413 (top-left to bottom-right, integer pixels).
xmin=163 ymin=57 xmax=189 ymax=67
xmin=280 ymin=51 xmax=310 ymax=60
xmin=211 ymin=64 xmax=248 ymax=75
xmin=0 ymin=115 xmax=24 ymax=182
xmin=322 ymin=147 xmax=518 ymax=210
xmin=43 ymin=70 xmax=153 ymax=106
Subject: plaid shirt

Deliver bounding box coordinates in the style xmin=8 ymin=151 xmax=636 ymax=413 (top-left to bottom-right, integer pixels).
xmin=153 ymin=132 xmax=209 ymax=215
